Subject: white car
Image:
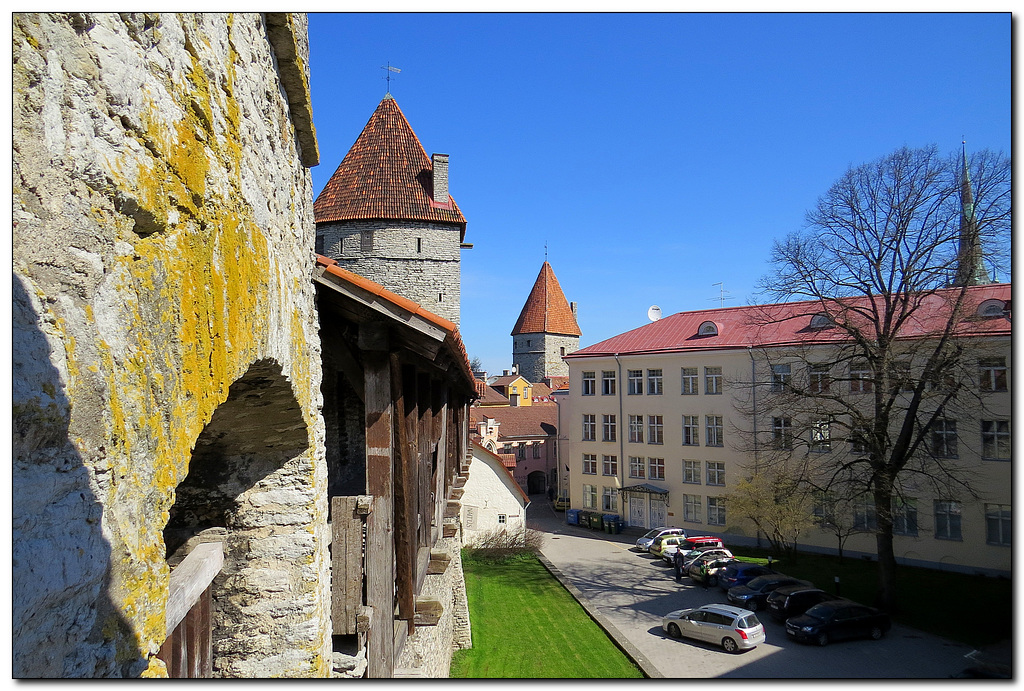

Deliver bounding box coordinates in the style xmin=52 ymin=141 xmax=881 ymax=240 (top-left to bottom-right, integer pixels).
xmin=662 ymin=604 xmax=765 ymax=653
xmin=634 ymin=527 xmax=686 ymax=552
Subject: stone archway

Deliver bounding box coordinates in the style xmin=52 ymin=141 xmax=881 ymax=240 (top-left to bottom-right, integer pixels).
xmin=163 ymin=359 xmax=318 ymax=677
xmin=527 ymin=470 xmax=546 ymax=495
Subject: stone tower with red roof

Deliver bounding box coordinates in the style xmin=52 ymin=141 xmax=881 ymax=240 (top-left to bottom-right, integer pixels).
xmin=511 ymin=262 xmax=581 ymax=382
xmin=313 ymin=94 xmax=467 ymax=324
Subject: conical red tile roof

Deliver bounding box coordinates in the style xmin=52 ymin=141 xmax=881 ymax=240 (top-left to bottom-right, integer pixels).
xmin=313 ymin=95 xmax=466 ymax=238
xmin=511 ymin=262 xmax=581 ymax=337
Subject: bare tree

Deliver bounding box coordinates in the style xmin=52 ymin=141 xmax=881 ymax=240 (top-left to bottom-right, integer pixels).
xmin=752 ymin=145 xmax=1011 ymax=612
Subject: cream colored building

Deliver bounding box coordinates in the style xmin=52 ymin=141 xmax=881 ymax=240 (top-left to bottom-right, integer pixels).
xmin=563 ymin=285 xmax=1010 ymax=575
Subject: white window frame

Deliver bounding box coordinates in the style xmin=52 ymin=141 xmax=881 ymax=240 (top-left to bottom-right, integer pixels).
xmin=682 ymin=460 xmax=700 ymax=484
xmin=809 ymin=363 xmax=830 ymax=393
xmin=707 ymin=496 xmax=726 ymax=526
xmin=931 ymin=418 xmax=958 ymax=458
xmin=647 ymin=369 xmax=663 ymax=395
xmin=602 ymin=486 xmax=618 ymax=512
xmin=771 ymin=416 xmax=792 ymax=450
xmin=683 ymin=494 xmax=702 ymax=523
xmin=648 ymin=457 xmax=665 ymax=480
xmin=602 ymin=454 xmax=618 ymax=476
xmin=810 ymin=419 xmax=831 ymax=453
xmin=602 ymin=414 xmax=617 ymax=442
xmin=628 ymin=415 xmax=644 ymax=444
xmin=982 ymin=419 xmax=1011 ymax=460
xmin=681 ymin=367 xmax=699 ymax=395
xmin=628 ymin=456 xmax=645 ymax=479
xmin=582 ymin=371 xmax=596 ymax=396
xmin=705 ymin=415 xmax=724 ymax=447
xmin=582 ymin=414 xmax=596 ymax=442
xmin=602 ymin=370 xmax=616 ymax=396
xmin=706 ymin=461 xmax=725 ymax=487
xmin=985 ymin=504 xmax=1011 ymax=546
xmin=682 ymin=415 xmax=699 ymax=445
xmin=705 ymin=367 xmax=723 ymax=395
xmin=582 ymin=453 xmax=597 ymax=475
xmin=979 ymin=357 xmax=1008 ymax=392
xmin=647 ymin=415 xmax=664 ymax=445
xmin=850 ymin=361 xmax=873 ymax=393
xmin=771 ymin=363 xmax=791 ymax=392
xmin=627 ymin=369 xmax=643 ymax=395
xmin=892 ymin=497 xmax=918 ymax=537
xmin=582 ymin=484 xmax=597 ymax=509
xmin=934 ymin=500 xmax=962 ymax=541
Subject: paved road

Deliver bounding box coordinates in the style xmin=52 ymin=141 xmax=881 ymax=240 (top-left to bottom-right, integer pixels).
xmin=526 ymin=498 xmax=976 ymax=678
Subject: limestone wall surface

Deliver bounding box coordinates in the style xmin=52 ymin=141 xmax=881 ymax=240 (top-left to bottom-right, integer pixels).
xmin=13 ymin=12 xmax=329 ymax=678
xmin=514 ymin=332 xmax=579 ymax=382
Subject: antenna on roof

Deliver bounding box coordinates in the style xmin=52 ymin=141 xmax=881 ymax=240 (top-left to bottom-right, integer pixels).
xmin=381 ymin=62 xmax=401 ymax=94
xmin=710 ymin=282 xmax=734 ymax=308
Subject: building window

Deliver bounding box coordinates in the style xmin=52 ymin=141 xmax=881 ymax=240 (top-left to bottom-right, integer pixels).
xmin=647 ymin=369 xmax=663 ymax=395
xmin=707 ymin=497 xmax=726 ymax=526
xmin=582 ymin=453 xmax=597 ymax=475
xmin=602 ymin=487 xmax=619 ymax=512
xmin=985 ymin=504 xmax=1011 ymax=546
xmin=629 ymin=456 xmax=645 ymax=479
xmin=682 ymin=460 xmax=701 ymax=484
xmin=810 ymin=419 xmax=831 ymax=452
xmin=416 ymin=237 xmax=422 ymax=253
xmin=850 ymin=424 xmax=870 ymax=453
xmin=682 ymin=415 xmax=699 ymax=446
xmin=582 ymin=371 xmax=596 ymax=396
xmin=627 ymin=369 xmax=643 ymax=395
xmin=517 ymin=444 xmax=526 ymax=460
xmin=705 ymin=415 xmax=724 ymax=447
xmin=497 ymin=513 xmax=507 ymax=524
xmin=648 ymin=457 xmax=665 ymax=480
xmin=705 ymin=367 xmax=723 ymax=395
xmin=889 ymin=360 xmax=913 ymax=393
xmin=628 ymin=415 xmax=644 ymax=443
xmin=934 ymin=500 xmax=962 ymax=541
xmin=582 ymin=484 xmax=597 ymax=509
xmin=360 ymin=230 xmax=374 ymax=252
xmin=853 ymin=495 xmax=877 ymax=531
xmin=602 ymin=414 xmax=617 ymax=442
xmin=681 ymin=367 xmax=699 ymax=395
xmin=981 ymin=420 xmax=1011 ymax=459
xmin=582 ymin=414 xmax=596 ymax=442
xmin=979 ymin=357 xmax=1008 ymax=392
xmin=683 ymin=494 xmax=702 ymax=523
xmin=502 ymin=443 xmax=513 ymax=455
xmin=812 ymin=491 xmax=834 ymax=528
xmin=647 ymin=415 xmax=664 ymax=445
xmin=809 ymin=364 xmax=830 ymax=393
xmin=931 ymin=419 xmax=958 ymax=458
xmin=602 ymin=371 xmax=616 ymax=395
xmin=533 ymin=443 xmax=542 ymax=459
xmin=525 ymin=339 xmax=531 ymax=347
xmin=771 ymin=417 xmax=793 ymax=450
xmin=771 ymin=363 xmax=791 ymax=392
xmin=706 ymin=461 xmax=725 ymax=487
xmin=602 ymin=455 xmax=618 ymax=476
xmin=892 ymin=498 xmax=918 ymax=537
xmin=560 ymin=346 xmax=566 ymax=357
xmin=850 ymin=360 xmax=873 ymax=393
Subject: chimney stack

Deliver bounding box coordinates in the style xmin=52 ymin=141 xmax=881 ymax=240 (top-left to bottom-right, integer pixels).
xmin=432 ymin=153 xmax=449 ymax=204
xmin=570 ymin=301 xmax=578 ymax=318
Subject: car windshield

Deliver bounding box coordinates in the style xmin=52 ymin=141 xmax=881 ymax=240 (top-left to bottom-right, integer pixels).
xmin=803 ymin=604 xmax=835 ymax=621
xmin=746 ymin=575 xmax=776 ymax=590
xmin=642 ymin=529 xmax=661 ymax=539
xmin=737 ymin=615 xmax=761 ymax=628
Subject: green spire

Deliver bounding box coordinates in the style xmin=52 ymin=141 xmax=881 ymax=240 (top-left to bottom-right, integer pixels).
xmin=954 ymin=141 xmax=991 ymax=286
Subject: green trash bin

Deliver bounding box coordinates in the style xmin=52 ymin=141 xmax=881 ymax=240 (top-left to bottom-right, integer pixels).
xmin=590 ymin=513 xmax=603 ymax=530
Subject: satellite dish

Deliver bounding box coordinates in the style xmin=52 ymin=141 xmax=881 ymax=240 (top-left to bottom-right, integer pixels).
xmin=647 ymin=305 xmax=662 ymax=322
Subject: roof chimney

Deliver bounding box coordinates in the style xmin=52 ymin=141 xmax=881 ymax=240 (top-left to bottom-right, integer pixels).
xmin=570 ymin=301 xmax=578 ymax=318
xmin=432 ymin=153 xmax=449 ymax=204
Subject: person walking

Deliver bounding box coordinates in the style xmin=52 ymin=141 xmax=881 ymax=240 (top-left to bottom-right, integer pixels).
xmin=700 ymin=560 xmax=710 ymax=590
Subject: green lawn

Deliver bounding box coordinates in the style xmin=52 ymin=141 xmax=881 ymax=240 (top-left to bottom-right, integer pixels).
xmin=450 ymin=554 xmax=644 ymax=678
xmin=727 ymin=545 xmax=1011 ymax=648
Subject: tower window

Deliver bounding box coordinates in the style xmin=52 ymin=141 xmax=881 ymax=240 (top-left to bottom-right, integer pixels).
xmin=561 ymin=347 xmax=566 ymax=356
xmin=438 ymin=293 xmax=443 ymax=302
xmin=416 ymin=237 xmax=422 ymax=253
xmin=526 ymin=339 xmax=531 ymax=347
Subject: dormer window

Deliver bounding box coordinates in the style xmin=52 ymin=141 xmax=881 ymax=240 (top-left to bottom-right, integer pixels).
xmin=809 ymin=313 xmax=833 ymax=330
xmin=698 ymin=321 xmax=719 ymax=337
xmin=977 ymin=299 xmax=1007 ymax=318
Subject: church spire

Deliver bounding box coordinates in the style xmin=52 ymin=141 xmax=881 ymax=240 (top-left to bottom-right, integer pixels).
xmin=953 ymin=141 xmax=991 ymax=287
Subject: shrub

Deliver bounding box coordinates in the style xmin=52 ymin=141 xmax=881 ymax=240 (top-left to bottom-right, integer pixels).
xmin=464 ymin=526 xmax=544 ymax=562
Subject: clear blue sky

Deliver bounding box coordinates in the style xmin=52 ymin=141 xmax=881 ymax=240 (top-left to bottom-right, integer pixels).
xmin=307 ymin=12 xmax=1011 ymax=378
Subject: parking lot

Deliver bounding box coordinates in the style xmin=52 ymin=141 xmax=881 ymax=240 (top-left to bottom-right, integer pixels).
xmin=528 ymin=501 xmax=977 ymax=678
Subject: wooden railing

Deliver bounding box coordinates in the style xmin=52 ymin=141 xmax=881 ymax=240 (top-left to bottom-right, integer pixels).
xmin=158 ymin=542 xmax=224 ymax=678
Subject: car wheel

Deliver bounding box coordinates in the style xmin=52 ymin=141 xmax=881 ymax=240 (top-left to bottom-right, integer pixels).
xmin=869 ymin=626 xmax=884 ymax=640
xmin=708 ymin=576 xmax=718 ymax=587
xmin=816 ymin=632 xmax=829 ymax=647
xmin=722 ymin=637 xmax=739 ymax=653
xmin=747 ymin=600 xmax=759 ymax=612
xmin=668 ymin=623 xmax=681 ymax=638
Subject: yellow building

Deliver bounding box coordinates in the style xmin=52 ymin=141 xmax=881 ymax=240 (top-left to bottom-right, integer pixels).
xmin=563 ymin=284 xmax=1010 ymax=575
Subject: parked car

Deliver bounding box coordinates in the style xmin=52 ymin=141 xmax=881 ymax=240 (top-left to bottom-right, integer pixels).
xmin=785 ymin=601 xmax=892 ymax=646
xmin=553 ymin=496 xmax=570 ymax=511
xmin=726 ymin=574 xmax=810 ymax=611
xmin=766 ymin=585 xmax=840 ymax=623
xmin=687 ymin=555 xmax=738 ymax=586
xmin=674 ymin=547 xmax=733 ymax=578
xmin=718 ymin=562 xmax=775 ymax=591
xmin=662 ymin=604 xmax=765 ymax=653
xmin=634 ymin=527 xmax=686 ymax=552
xmin=662 ymin=536 xmax=724 ymax=564
xmin=651 ymin=534 xmax=693 ymax=559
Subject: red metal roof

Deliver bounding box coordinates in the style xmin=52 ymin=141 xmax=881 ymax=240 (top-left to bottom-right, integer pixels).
xmin=511 ymin=262 xmax=581 ymax=337
xmin=313 ymin=96 xmax=467 ymax=238
xmin=568 ymin=284 xmax=1011 ymax=358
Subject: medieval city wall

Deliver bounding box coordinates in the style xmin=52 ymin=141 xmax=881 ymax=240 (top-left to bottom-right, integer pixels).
xmin=316 ymin=219 xmax=462 ymax=324
xmin=13 ymin=12 xmax=330 ymax=677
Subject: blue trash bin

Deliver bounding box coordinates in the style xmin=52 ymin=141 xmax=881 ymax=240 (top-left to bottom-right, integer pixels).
xmin=566 ymin=509 xmax=580 ymax=526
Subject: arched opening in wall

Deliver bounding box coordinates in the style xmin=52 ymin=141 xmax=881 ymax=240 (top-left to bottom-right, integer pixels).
xmin=162 ymin=359 xmax=311 ymax=678
xmin=527 ymin=470 xmax=546 ymax=495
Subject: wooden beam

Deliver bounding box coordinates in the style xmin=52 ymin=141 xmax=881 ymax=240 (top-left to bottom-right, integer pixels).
xmin=427 ymin=550 xmax=451 ymax=575
xmin=391 ymin=355 xmax=416 ymax=635
xmin=414 ymin=596 xmax=444 ymax=627
xmin=363 ymin=344 xmax=395 ymax=679
xmin=331 ymin=496 xmax=366 ymax=636
xmin=165 ymin=542 xmax=223 ymax=636
xmin=442 ymin=523 xmax=458 ymax=538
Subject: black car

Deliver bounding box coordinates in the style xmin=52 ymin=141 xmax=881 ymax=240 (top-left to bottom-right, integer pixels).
xmin=785 ymin=601 xmax=892 ymax=646
xmin=766 ymin=585 xmax=840 ymax=622
xmin=726 ymin=574 xmax=810 ymax=611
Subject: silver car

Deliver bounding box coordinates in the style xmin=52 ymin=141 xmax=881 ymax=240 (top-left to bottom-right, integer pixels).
xmin=634 ymin=527 xmax=686 ymax=552
xmin=662 ymin=604 xmax=765 ymax=653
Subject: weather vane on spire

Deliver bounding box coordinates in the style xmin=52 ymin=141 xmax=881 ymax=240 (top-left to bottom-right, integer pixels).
xmin=545 ymin=241 xmax=548 ymax=262
xmin=381 ymin=62 xmax=401 ymax=94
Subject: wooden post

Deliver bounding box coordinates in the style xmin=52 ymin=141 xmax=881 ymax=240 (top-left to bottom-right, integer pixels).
xmin=390 ymin=355 xmax=416 ymax=634
xmin=332 ymin=496 xmax=369 ymax=635
xmin=362 ymin=325 xmax=395 ymax=679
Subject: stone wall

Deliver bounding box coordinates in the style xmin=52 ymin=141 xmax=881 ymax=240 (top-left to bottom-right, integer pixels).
xmin=13 ymin=12 xmax=330 ymax=677
xmin=316 ymin=219 xmax=462 ymax=324
xmin=514 ymin=332 xmax=580 ymax=382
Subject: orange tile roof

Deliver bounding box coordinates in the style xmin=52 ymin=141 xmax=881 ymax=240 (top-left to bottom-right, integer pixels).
xmin=313 ymin=95 xmax=467 ymax=239
xmin=315 ymin=254 xmax=476 ymax=391
xmin=569 ymin=284 xmax=1011 ymax=358
xmin=511 ymin=262 xmax=581 ymax=337
xmin=474 ymin=405 xmax=558 ymax=439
